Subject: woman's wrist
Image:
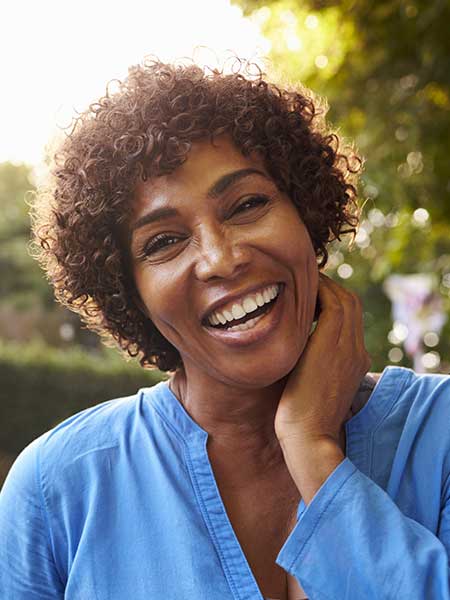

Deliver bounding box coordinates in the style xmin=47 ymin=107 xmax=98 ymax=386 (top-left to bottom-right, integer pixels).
xmin=278 ymin=435 xmax=345 ymax=505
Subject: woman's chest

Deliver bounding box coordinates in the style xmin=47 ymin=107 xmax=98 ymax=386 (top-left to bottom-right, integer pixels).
xmin=216 ymin=471 xmax=304 ymax=600
xmin=58 ymin=430 xmax=315 ymax=599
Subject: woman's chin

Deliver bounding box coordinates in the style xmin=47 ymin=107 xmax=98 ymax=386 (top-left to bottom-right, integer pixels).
xmin=219 ymin=355 xmax=300 ymax=389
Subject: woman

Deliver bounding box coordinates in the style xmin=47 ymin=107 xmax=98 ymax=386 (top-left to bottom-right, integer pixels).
xmin=1 ymin=58 xmax=450 ymax=599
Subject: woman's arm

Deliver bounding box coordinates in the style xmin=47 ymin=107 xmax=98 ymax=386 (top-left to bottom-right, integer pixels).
xmin=0 ymin=438 xmax=64 ymax=599
xmin=274 ymin=275 xmax=450 ymax=598
xmin=279 ymin=436 xmax=345 ymax=506
xmin=276 ymin=457 xmax=450 ymax=598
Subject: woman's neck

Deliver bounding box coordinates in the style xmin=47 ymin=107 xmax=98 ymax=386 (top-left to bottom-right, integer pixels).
xmin=169 ymin=367 xmax=288 ymax=474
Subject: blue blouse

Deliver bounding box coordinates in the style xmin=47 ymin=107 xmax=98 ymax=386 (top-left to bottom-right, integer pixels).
xmin=2 ymin=366 xmax=450 ymax=599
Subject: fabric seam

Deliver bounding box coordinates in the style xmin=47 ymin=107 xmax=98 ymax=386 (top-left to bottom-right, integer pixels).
xmin=368 ymin=369 xmax=412 ymax=476
xmin=183 ymin=441 xmax=243 ymax=600
xmin=151 ymin=398 xmax=189 ymax=446
xmin=150 ymin=393 xmax=241 ymax=598
xmin=36 ymin=438 xmax=67 ymax=591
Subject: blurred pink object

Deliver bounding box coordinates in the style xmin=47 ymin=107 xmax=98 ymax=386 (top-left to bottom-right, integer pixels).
xmin=383 ymin=274 xmax=446 ymax=371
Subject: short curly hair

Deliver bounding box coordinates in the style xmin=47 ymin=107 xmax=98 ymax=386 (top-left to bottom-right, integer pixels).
xmin=31 ymin=57 xmax=362 ymax=372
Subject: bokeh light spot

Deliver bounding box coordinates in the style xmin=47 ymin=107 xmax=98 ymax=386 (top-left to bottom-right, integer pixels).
xmin=337 ymin=263 xmax=353 ymax=279
xmin=413 ymin=208 xmax=430 ymax=225
xmin=315 ymin=55 xmax=328 ymax=69
xmin=368 ymin=208 xmax=385 ymax=227
xmin=285 ymin=33 xmax=302 ymax=51
xmin=305 ymin=15 xmax=319 ymax=29
xmin=395 ymin=127 xmax=409 ymax=142
xmin=423 ymin=332 xmax=439 ymax=347
xmin=388 ymin=348 xmax=404 ymax=363
xmin=421 ymin=352 xmax=441 ymax=370
xmin=388 ymin=322 xmax=409 ymax=344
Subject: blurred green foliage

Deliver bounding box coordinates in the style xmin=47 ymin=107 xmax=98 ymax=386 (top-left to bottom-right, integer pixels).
xmin=235 ymin=0 xmax=450 ymax=371
xmin=0 ymin=340 xmax=164 ymax=455
xmin=0 ymin=163 xmax=52 ymax=310
xmin=0 ymin=162 xmax=105 ymax=349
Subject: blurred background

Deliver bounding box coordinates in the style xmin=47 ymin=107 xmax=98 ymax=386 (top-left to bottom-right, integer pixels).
xmin=1 ymin=0 xmax=449 ymax=483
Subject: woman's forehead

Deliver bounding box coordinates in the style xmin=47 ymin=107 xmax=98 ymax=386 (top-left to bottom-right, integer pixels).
xmin=133 ymin=137 xmax=269 ymax=212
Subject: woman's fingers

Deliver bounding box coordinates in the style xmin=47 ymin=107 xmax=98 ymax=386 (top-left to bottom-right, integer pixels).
xmin=312 ymin=274 xmax=345 ymax=344
xmin=275 ymin=271 xmax=372 ymax=442
xmin=317 ymin=274 xmax=371 ymax=375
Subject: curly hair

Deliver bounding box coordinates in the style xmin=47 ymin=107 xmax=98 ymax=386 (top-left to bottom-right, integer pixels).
xmin=31 ymin=57 xmax=362 ymax=372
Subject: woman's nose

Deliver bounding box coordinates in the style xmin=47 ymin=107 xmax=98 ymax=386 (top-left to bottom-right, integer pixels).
xmin=194 ymin=225 xmax=251 ymax=282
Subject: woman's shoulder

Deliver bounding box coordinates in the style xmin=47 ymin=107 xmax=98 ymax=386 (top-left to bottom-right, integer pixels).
xmin=0 ymin=383 xmax=172 ymax=530
xmin=355 ymin=366 xmax=450 ymax=433
xmin=350 ymin=367 xmax=450 ymax=427
xmin=349 ymin=368 xmax=450 ymax=490
xmin=43 ymin=391 xmax=142 ymax=450
xmin=4 ymin=385 xmax=164 ymax=493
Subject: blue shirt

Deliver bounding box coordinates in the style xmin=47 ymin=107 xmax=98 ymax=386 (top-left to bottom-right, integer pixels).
xmin=1 ymin=366 xmax=450 ymax=599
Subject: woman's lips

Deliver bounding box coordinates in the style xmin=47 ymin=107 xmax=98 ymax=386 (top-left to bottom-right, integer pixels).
xmin=203 ymin=284 xmax=285 ymax=347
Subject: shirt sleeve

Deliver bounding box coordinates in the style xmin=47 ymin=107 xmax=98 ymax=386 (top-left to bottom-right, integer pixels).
xmin=276 ymin=458 xmax=450 ymax=599
xmin=0 ymin=439 xmax=64 ymax=599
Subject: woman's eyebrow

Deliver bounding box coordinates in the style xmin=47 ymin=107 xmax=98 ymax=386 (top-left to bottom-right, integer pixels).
xmin=207 ymin=168 xmax=270 ymax=198
xmin=131 ymin=206 xmax=179 ymax=234
xmin=131 ymin=168 xmax=270 ymax=234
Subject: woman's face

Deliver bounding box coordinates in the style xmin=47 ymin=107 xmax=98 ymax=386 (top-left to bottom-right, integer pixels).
xmin=129 ymin=136 xmax=319 ymax=388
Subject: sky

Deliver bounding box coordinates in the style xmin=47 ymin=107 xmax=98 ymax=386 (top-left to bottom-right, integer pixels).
xmin=0 ymin=0 xmax=268 ymax=165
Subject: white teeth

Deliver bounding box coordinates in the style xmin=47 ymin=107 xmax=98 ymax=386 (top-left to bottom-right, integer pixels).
xmin=217 ymin=313 xmax=227 ymax=325
xmin=226 ymin=312 xmax=264 ymax=332
xmin=255 ymin=292 xmax=264 ymax=307
xmin=231 ymin=304 xmax=246 ymax=319
xmin=242 ymin=297 xmax=258 ymax=313
xmin=207 ymin=283 xmax=281 ymax=327
xmin=223 ymin=309 xmax=234 ymax=322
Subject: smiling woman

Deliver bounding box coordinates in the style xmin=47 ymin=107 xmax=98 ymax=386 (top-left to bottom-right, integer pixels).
xmin=129 ymin=137 xmax=320 ymax=388
xmin=2 ymin=57 xmax=450 ymax=600
xmin=30 ymin=57 xmax=360 ymax=373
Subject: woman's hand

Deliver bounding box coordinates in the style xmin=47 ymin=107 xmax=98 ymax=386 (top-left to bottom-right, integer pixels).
xmin=275 ymin=273 xmax=371 ymax=442
xmin=274 ymin=273 xmax=371 ymax=503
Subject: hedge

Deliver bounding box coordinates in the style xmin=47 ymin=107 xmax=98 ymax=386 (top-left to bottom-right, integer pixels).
xmin=0 ymin=341 xmax=165 ymax=456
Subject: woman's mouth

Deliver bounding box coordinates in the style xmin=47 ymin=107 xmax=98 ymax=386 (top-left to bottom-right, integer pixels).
xmin=203 ymin=283 xmax=285 ymax=346
xmin=204 ymin=283 xmax=281 ymax=327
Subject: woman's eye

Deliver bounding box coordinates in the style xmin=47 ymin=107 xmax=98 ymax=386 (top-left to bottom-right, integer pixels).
xmin=232 ymin=195 xmax=269 ymax=215
xmin=142 ymin=234 xmax=180 ymax=256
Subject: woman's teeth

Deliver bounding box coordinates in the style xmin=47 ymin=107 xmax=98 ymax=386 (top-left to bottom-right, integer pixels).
xmin=207 ymin=284 xmax=280 ymax=328
xmin=224 ymin=312 xmax=267 ymax=332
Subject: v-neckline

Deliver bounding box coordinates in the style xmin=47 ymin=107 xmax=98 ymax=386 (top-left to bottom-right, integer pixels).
xmin=150 ymin=369 xmax=398 ymax=599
